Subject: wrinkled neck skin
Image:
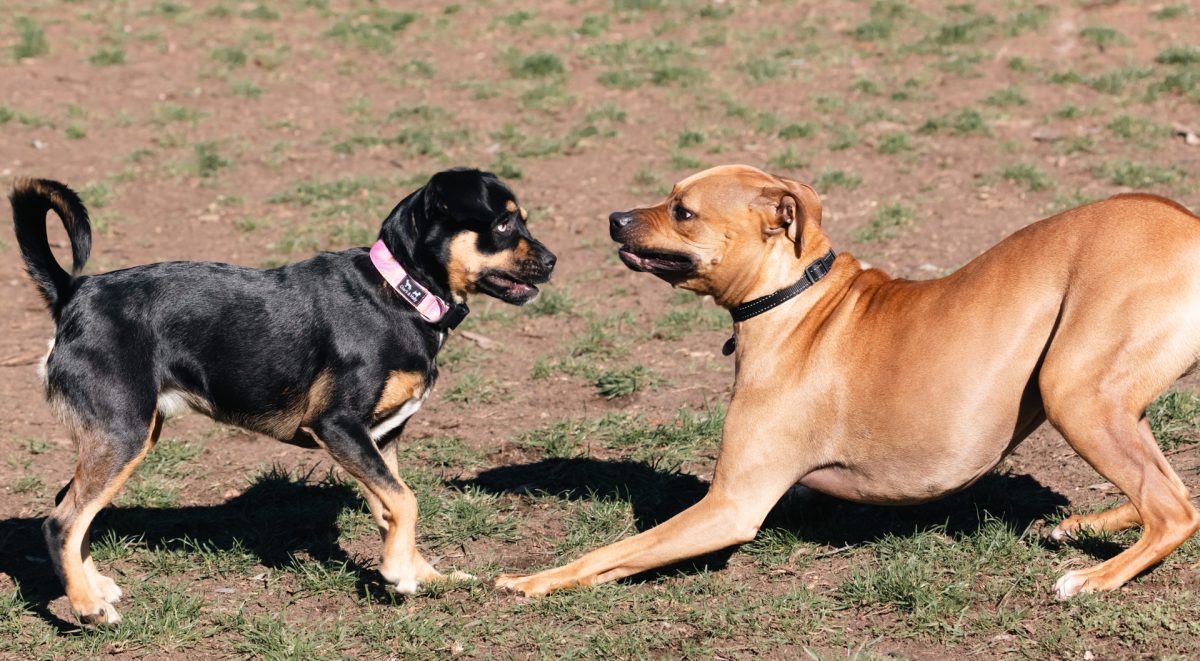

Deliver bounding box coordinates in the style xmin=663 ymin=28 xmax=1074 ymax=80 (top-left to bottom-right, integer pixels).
xmin=722 ymin=234 xmax=871 ymax=372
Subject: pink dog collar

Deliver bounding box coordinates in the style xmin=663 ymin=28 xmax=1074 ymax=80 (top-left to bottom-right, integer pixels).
xmin=369 ymin=239 xmax=453 ymax=324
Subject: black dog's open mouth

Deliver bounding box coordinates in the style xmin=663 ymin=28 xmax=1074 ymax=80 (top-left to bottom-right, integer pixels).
xmin=479 ymin=271 xmax=540 ymax=304
xmin=618 ymin=246 xmax=694 ymax=275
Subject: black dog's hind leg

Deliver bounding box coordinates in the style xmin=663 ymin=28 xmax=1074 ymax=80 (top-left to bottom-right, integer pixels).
xmin=44 ymin=410 xmax=162 ymax=626
xmin=302 ymin=417 xmax=448 ymax=593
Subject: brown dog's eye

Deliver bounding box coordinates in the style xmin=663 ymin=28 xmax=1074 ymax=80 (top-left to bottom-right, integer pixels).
xmin=673 ymin=205 xmax=695 ymax=221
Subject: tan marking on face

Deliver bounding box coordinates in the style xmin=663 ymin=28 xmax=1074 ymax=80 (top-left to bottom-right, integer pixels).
xmin=519 ymin=206 xmax=528 ymax=220
xmin=447 ymin=231 xmax=520 ymax=297
xmin=505 ymin=199 xmax=518 ymax=213
xmin=374 ymin=370 xmax=426 ymax=416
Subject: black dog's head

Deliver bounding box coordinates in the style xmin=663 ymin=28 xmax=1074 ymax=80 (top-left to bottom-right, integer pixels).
xmin=379 ymin=168 xmax=556 ymax=305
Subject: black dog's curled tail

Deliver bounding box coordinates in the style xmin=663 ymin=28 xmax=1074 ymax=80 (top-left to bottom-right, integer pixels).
xmin=9 ymin=178 xmax=91 ymax=319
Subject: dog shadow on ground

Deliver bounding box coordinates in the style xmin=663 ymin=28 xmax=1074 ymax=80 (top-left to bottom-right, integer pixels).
xmin=466 ymin=457 xmax=1103 ymax=582
xmin=0 ymin=466 xmax=390 ymax=630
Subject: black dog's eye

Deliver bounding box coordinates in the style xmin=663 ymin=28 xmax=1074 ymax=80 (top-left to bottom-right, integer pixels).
xmin=673 ymin=205 xmax=695 ymax=221
xmin=496 ymin=220 xmax=513 ymax=234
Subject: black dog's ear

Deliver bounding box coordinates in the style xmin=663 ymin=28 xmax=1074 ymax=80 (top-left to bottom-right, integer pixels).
xmin=378 ymin=184 xmax=427 ymax=263
xmin=423 ymin=168 xmax=502 ymax=222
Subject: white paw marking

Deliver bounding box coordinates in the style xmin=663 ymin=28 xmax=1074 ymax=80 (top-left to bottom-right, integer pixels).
xmin=389 ymin=577 xmax=419 ymax=595
xmin=1054 ymin=571 xmax=1089 ymax=600
xmin=92 ymin=574 xmax=123 ymax=604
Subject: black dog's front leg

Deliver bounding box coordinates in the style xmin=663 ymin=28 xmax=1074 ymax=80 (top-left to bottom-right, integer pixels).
xmin=301 ymin=416 xmax=443 ymax=592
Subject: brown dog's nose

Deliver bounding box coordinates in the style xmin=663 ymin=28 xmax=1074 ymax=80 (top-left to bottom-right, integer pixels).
xmin=610 ymin=211 xmax=634 ymax=230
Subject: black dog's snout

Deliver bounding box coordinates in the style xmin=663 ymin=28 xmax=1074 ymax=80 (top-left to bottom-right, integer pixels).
xmin=538 ymin=250 xmax=557 ymax=271
xmin=609 ymin=211 xmax=634 ymax=231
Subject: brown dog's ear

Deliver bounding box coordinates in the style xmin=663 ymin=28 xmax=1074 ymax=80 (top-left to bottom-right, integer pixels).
xmin=759 ymin=187 xmax=797 ymax=238
xmin=772 ymin=175 xmax=822 ymax=242
xmin=759 ymin=176 xmax=821 ymax=242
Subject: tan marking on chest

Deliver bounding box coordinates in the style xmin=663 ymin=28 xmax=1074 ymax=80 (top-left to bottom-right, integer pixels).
xmin=375 ymin=371 xmax=426 ymax=416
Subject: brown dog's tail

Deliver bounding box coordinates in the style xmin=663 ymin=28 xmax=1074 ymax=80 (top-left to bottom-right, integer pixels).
xmin=9 ymin=178 xmax=92 ymax=320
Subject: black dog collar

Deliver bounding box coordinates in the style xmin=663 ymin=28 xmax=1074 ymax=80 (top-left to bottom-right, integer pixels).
xmin=722 ymin=249 xmax=837 ymax=356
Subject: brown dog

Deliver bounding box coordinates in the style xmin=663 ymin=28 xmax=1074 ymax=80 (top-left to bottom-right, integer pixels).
xmin=496 ymin=164 xmax=1200 ymax=599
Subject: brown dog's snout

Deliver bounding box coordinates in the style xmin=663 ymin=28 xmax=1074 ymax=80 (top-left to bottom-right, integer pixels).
xmin=609 ymin=211 xmax=635 ymax=241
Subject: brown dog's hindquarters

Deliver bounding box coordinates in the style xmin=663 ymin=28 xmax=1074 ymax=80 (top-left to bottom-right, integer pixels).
xmin=500 ymin=164 xmax=1200 ymax=598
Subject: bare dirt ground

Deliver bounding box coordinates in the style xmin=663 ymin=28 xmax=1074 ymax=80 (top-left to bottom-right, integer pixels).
xmin=2 ymin=0 xmax=1199 ymax=658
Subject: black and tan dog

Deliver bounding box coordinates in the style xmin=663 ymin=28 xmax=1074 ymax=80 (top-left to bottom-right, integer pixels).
xmin=497 ymin=163 xmax=1200 ymax=599
xmin=10 ymin=168 xmax=555 ymax=625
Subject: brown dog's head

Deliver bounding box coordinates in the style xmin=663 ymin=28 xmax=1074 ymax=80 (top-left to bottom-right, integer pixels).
xmin=609 ymin=164 xmax=826 ymax=305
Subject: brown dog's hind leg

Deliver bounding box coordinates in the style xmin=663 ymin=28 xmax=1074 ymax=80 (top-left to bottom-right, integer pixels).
xmin=1046 ymin=410 xmax=1200 ymax=599
xmin=44 ymin=412 xmax=161 ymax=626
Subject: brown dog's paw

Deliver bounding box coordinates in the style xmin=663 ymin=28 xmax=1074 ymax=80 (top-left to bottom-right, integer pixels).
xmin=494 ymin=573 xmax=546 ymax=596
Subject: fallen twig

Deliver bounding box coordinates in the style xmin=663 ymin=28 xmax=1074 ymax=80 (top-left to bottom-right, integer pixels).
xmin=0 ymin=351 xmax=42 ymax=367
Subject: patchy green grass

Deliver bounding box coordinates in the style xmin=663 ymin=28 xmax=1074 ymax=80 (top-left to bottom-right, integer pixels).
xmin=999 ymin=163 xmax=1054 ymax=192
xmin=10 ymin=16 xmax=48 ymax=60
xmin=1095 ymin=159 xmax=1184 ymax=188
xmin=854 ymin=202 xmax=916 ymax=242
xmin=1147 ymin=389 xmax=1200 ymax=451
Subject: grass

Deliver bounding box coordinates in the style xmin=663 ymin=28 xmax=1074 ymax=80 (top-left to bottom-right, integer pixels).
xmin=1147 ymin=390 xmax=1200 ymax=451
xmin=854 ymin=203 xmax=916 ymax=242
xmin=1095 ymin=159 xmax=1184 ymax=188
xmin=1156 ymin=46 xmax=1200 ymax=66
xmin=919 ymin=108 xmax=990 ymax=136
xmin=11 ymin=17 xmax=48 ymax=60
xmin=323 ymin=9 xmax=419 ymax=53
xmin=507 ymin=50 xmax=565 ymax=78
xmin=812 ymin=168 xmax=863 ymax=191
xmin=999 ymin=163 xmax=1054 ymax=192
xmin=594 ymin=365 xmax=662 ymax=399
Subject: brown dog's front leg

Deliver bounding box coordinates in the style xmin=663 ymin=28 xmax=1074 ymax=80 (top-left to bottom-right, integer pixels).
xmin=497 ymin=429 xmax=804 ymax=596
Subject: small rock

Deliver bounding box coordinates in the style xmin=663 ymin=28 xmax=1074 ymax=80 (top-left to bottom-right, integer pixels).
xmin=1173 ymin=123 xmax=1200 ymax=146
xmin=214 ymin=587 xmax=236 ymax=594
xmin=31 ymin=140 xmax=47 ymax=150
xmin=1031 ymin=127 xmax=1062 ymax=142
xmin=918 ymin=263 xmax=940 ymax=273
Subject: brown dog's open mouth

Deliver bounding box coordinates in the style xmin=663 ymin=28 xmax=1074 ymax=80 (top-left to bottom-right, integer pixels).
xmin=479 ymin=271 xmax=540 ymax=305
xmin=618 ymin=246 xmax=694 ymax=275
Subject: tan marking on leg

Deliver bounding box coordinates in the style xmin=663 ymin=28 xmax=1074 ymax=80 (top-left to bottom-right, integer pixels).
xmin=373 ymin=371 xmax=425 ymax=417
xmin=302 ymin=428 xmax=429 ymax=593
xmin=54 ymin=412 xmax=162 ymax=625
